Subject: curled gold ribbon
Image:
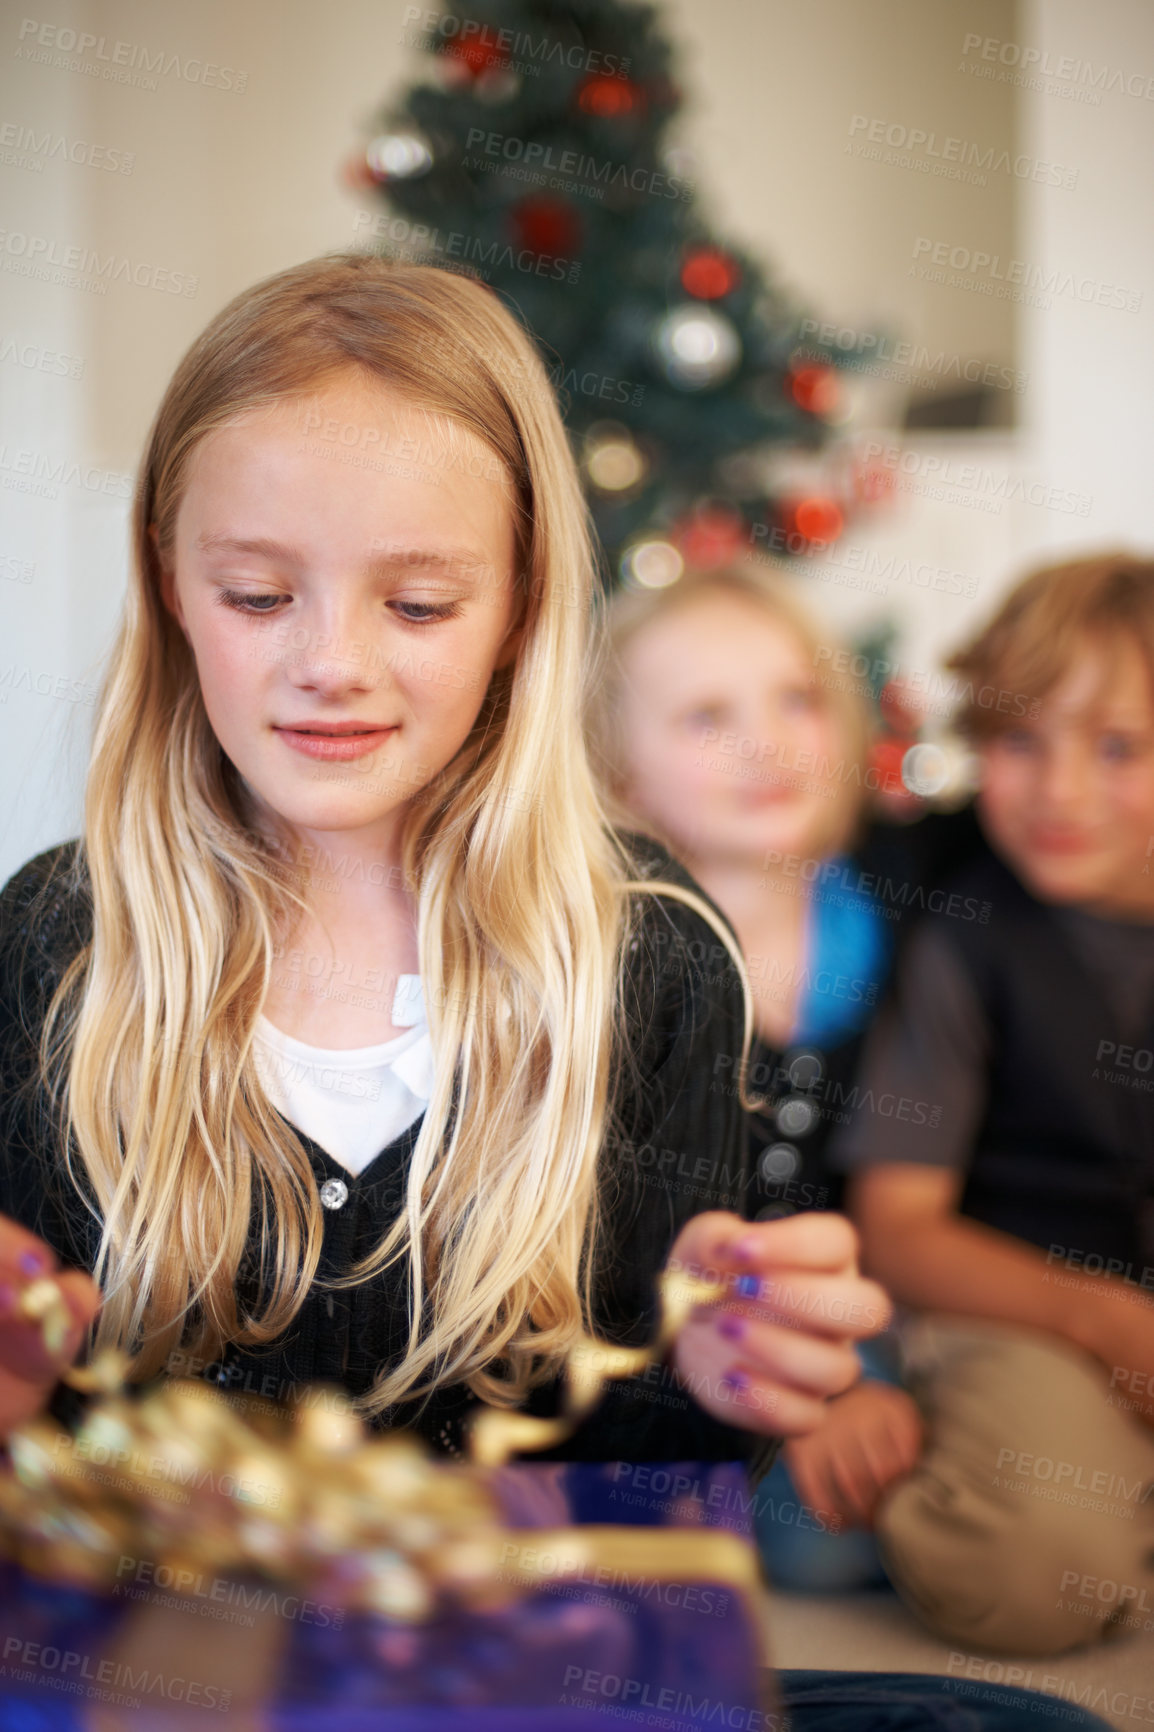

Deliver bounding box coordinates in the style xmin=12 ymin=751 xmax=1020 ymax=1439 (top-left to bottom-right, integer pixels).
xmin=2 ymin=1266 xmax=747 ymax=1623
xmin=469 ymin=1266 xmax=728 ymax=1465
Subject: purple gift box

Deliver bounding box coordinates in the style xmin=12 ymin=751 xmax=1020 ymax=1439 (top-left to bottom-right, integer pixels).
xmin=0 ymin=1462 xmax=775 ymax=1730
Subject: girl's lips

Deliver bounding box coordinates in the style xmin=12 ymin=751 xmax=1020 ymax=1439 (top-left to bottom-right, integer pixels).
xmin=274 ymin=726 xmax=396 ymax=761
xmin=1027 ymin=829 xmax=1093 ymax=855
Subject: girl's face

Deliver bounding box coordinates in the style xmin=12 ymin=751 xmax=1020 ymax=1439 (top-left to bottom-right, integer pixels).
xmin=617 ymin=591 xmax=846 ymax=870
xmin=160 ymin=373 xmax=521 ymax=856
xmin=979 ymin=635 xmax=1154 ymax=914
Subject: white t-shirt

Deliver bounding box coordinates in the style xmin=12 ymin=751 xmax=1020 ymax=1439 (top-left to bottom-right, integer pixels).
xmin=252 ymin=975 xmax=434 ymax=1175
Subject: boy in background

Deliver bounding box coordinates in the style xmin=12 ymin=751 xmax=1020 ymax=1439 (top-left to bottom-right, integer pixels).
xmin=835 ymin=555 xmax=1154 ymax=1655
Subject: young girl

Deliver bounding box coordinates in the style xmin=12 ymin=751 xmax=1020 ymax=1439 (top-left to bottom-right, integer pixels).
xmin=592 ymin=567 xmax=924 ymax=1587
xmin=0 ymin=252 xmax=879 ymax=1466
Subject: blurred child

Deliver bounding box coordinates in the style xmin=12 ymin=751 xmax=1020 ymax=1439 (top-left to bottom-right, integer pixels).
xmin=593 ymin=564 xmax=924 ymax=1589
xmin=835 ymin=555 xmax=1154 ymax=1654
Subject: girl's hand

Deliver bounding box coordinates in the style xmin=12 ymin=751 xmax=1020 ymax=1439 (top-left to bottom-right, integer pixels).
xmin=783 ymin=1378 xmax=924 ymax=1529
xmin=667 ymin=1211 xmax=891 ymax=1438
xmin=0 ymin=1216 xmax=100 ymax=1438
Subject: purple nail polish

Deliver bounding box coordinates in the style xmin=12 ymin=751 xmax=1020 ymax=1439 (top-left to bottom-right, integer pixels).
xmin=721 ymin=1369 xmax=749 ymax=1394
xmin=718 ymin=1313 xmax=745 ymax=1343
xmin=18 ymin=1249 xmax=51 ymax=1278
xmin=734 ymin=1274 xmax=760 ymax=1300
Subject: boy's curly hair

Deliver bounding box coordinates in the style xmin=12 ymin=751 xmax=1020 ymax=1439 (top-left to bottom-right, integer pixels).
xmin=948 ymin=553 xmax=1154 ymax=739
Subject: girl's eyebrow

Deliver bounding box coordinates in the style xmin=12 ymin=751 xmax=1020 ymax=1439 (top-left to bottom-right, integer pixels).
xmin=193 ymin=533 xmax=493 ymax=579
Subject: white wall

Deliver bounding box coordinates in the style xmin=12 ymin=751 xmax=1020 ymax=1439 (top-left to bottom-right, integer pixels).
xmin=1017 ymin=0 xmax=1154 ymax=555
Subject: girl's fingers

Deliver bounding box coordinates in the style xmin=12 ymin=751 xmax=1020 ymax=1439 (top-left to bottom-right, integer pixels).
xmin=670 ymin=1210 xmax=862 ymax=1284
xmin=729 ymin=1212 xmax=862 ymax=1275
xmin=0 ymin=1262 xmax=100 ymax=1384
xmin=712 ymin=1311 xmax=860 ymax=1400
xmin=733 ymin=1270 xmax=892 ymax=1340
xmin=696 ymin=1363 xmax=828 ymax=1437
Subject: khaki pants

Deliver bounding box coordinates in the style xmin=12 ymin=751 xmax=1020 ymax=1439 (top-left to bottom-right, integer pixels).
xmin=876 ymin=1315 xmax=1154 ymax=1656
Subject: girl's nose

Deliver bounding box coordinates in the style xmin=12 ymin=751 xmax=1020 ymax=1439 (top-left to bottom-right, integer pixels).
xmin=281 ymin=603 xmax=384 ymax=696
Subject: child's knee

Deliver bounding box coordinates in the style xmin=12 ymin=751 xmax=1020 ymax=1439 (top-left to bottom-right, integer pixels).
xmin=879 ymin=1469 xmax=1147 ymax=1654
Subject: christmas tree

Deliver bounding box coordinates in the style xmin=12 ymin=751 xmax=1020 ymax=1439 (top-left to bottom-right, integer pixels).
xmin=346 ymin=0 xmax=855 ymax=584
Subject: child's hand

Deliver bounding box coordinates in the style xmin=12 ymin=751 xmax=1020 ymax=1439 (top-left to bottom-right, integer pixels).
xmin=0 ymin=1217 xmax=100 ymax=1438
xmin=783 ymin=1378 xmax=923 ymax=1529
xmin=667 ymin=1211 xmax=891 ymax=1438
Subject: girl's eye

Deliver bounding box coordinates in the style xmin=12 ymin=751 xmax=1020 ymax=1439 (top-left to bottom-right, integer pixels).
xmin=389 ymin=600 xmax=462 ymax=624
xmin=1000 ymin=728 xmax=1038 ymax=754
xmin=217 ymin=589 xmax=286 ymax=614
xmin=1100 ymin=731 xmax=1145 ymax=763
xmin=781 ymin=686 xmax=819 ymax=715
xmin=683 ymin=706 xmax=725 ymax=730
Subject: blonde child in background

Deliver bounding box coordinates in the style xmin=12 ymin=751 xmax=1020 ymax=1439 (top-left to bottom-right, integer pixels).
xmin=592 ymin=564 xmax=924 ymax=1590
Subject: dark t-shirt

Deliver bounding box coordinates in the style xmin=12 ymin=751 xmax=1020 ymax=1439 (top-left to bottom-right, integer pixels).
xmin=0 ymin=836 xmax=762 ymax=1464
xmin=829 ymin=846 xmax=1154 ymax=1262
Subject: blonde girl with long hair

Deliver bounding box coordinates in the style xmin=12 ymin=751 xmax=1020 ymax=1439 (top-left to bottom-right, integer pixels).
xmin=0 ymin=252 xmax=884 ymax=1462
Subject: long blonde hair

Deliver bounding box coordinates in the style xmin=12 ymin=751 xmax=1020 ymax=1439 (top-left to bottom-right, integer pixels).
xmin=42 ymin=252 xmax=751 ymax=1417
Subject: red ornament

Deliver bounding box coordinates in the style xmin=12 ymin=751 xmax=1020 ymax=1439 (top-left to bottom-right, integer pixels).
xmin=788 ymin=496 xmax=844 ymax=545
xmin=673 ymin=507 xmax=748 ymax=568
xmin=789 ymin=364 xmax=840 ymax=417
xmin=680 ymin=247 xmax=740 ymax=301
xmin=869 ymin=737 xmax=917 ymax=804
xmin=507 ymin=194 xmax=581 ymax=258
xmin=576 ymin=73 xmax=642 ymax=117
xmin=341 ymin=149 xmax=379 ymax=192
xmin=447 ymin=26 xmax=509 ymax=77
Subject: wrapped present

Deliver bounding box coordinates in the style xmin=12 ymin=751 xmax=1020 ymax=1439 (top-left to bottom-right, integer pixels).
xmin=0 ymin=1462 xmax=772 ymax=1729
xmin=0 ymin=1269 xmax=777 ymax=1728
